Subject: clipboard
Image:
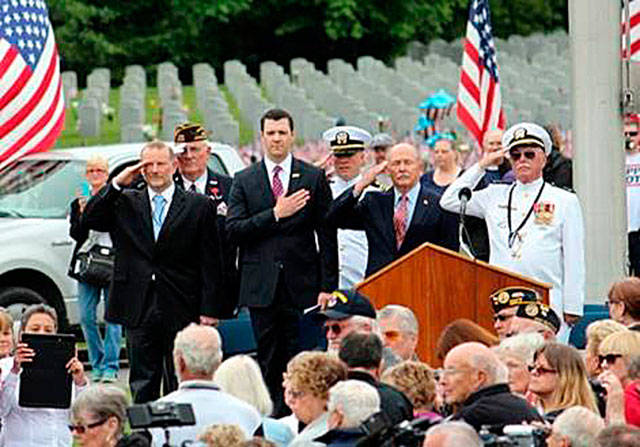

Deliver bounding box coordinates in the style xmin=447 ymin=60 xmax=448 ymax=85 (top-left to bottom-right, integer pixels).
xmin=18 ymin=333 xmax=76 ymax=409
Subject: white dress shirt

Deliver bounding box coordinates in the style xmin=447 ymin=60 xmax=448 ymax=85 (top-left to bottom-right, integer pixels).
xmin=264 ymin=153 xmax=293 ymax=195
xmin=181 ymin=172 xmax=208 ymax=195
xmin=0 ymin=356 xmax=87 ymax=447
xmin=441 ymin=163 xmax=585 ymax=342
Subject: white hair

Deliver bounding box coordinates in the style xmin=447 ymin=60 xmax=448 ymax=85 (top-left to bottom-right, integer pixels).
xmin=377 ymin=305 xmax=418 ymax=334
xmin=425 ymin=421 xmax=482 ymax=447
xmin=552 ymin=406 xmax=605 ymax=447
xmin=327 ymin=380 xmax=380 ymax=428
xmin=495 ymin=332 xmax=545 ymax=365
xmin=213 ymin=355 xmax=273 ymax=416
xmin=468 ymin=350 xmax=501 ymax=385
xmin=174 ymin=324 xmax=222 ymax=377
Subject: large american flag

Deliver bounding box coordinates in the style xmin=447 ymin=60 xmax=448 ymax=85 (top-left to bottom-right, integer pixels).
xmin=622 ymin=0 xmax=640 ymax=61
xmin=0 ymin=0 xmax=64 ymax=168
xmin=457 ymin=0 xmax=506 ymax=147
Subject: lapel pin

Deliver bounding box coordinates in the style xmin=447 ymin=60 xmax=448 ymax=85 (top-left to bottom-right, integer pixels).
xmin=292 ymin=173 xmax=301 ymax=179
xmin=423 ymin=198 xmax=429 ymax=206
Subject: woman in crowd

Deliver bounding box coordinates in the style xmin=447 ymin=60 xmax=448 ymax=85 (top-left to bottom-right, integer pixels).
xmin=380 ymin=361 xmax=441 ymax=423
xmin=527 ymin=342 xmax=598 ymax=422
xmin=199 ymin=424 xmax=245 ymax=447
xmin=607 ymin=277 xmax=640 ymax=330
xmin=283 ymin=351 xmax=347 ymax=446
xmin=493 ymin=333 xmax=544 ymax=401
xmin=0 ymin=304 xmax=89 ymax=446
xmin=213 ymin=354 xmax=293 ymax=446
xmin=585 ymin=319 xmax=628 ymax=378
xmin=421 ymin=132 xmax=462 ymax=196
xmin=70 ymin=384 xmax=149 ymax=447
xmin=0 ymin=308 xmax=14 ymax=358
xmin=435 ymin=318 xmax=499 ymax=362
xmin=69 ymin=155 xmax=121 ymax=383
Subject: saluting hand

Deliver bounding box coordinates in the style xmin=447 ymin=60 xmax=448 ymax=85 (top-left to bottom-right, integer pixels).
xmin=114 ymin=161 xmax=149 ymax=188
xmin=354 ymin=161 xmax=388 ymax=196
xmin=479 ymin=150 xmax=505 ymax=169
xmin=274 ymin=189 xmax=310 ymax=220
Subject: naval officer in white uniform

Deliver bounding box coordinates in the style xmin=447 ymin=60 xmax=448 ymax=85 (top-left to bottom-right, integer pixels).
xmin=441 ymin=122 xmax=584 ymax=342
xmin=322 ymin=126 xmax=373 ymax=289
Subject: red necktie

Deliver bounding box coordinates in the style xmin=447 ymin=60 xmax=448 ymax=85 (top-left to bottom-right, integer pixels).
xmin=394 ymin=194 xmax=408 ymax=249
xmin=272 ymin=165 xmax=284 ymax=198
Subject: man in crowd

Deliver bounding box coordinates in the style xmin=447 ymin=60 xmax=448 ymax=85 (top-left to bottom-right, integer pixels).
xmin=313 ymin=289 xmax=376 ymax=353
xmin=173 ymin=122 xmax=238 ymax=317
xmin=370 ymin=133 xmax=394 ymax=188
xmin=377 ymin=304 xmax=419 ymax=361
xmin=439 ymin=342 xmax=541 ymax=431
xmin=83 ymin=141 xmax=223 ymax=402
xmin=329 ymin=143 xmax=458 ymax=278
xmin=226 ymin=108 xmax=338 ymax=416
xmin=547 ymin=406 xmax=604 ymax=447
xmin=490 ymin=286 xmax=541 ymax=339
xmin=626 ymin=113 xmax=640 ymax=276
xmin=597 ymin=425 xmax=640 ymax=447
xmin=423 ymin=421 xmax=482 ymax=447
xmin=339 ymin=332 xmax=413 ymax=425
xmin=150 ymin=324 xmax=261 ymax=446
xmin=508 ymin=301 xmax=560 ymax=341
xmin=441 ymin=122 xmax=585 ymax=341
xmin=315 ymin=380 xmax=381 ymax=446
xmin=322 ymin=126 xmax=372 ymax=288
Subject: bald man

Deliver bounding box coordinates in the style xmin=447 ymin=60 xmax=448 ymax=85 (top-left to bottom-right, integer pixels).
xmin=439 ymin=342 xmax=541 ymax=431
xmin=327 ymin=143 xmax=458 ymax=277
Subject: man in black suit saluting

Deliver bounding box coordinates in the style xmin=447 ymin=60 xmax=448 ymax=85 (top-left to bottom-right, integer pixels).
xmin=83 ymin=141 xmax=222 ymax=403
xmin=328 ymin=142 xmax=458 ymax=277
xmin=227 ymin=108 xmax=338 ymax=416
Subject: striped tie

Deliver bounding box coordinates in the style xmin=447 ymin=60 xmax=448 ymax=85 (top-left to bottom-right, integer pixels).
xmin=393 ymin=194 xmax=408 ymax=249
xmin=272 ymin=165 xmax=284 ymax=198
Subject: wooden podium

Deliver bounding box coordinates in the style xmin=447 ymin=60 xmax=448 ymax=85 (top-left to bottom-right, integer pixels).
xmin=356 ymin=243 xmax=551 ymax=366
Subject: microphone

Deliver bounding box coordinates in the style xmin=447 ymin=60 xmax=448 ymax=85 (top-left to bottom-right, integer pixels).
xmin=457 ymin=187 xmax=476 ymax=259
xmin=458 ymin=187 xmax=472 ymax=203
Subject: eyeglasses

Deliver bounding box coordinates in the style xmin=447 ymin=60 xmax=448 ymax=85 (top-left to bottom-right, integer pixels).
xmin=68 ymin=418 xmax=108 ymax=434
xmin=626 ymin=131 xmax=639 ymax=137
xmin=382 ymin=330 xmax=402 ymax=342
xmin=527 ymin=365 xmax=558 ymax=375
xmin=509 ymin=150 xmax=538 ymax=161
xmin=492 ymin=313 xmax=515 ymax=322
xmin=323 ymin=323 xmax=344 ymax=336
xmin=433 ymin=367 xmax=466 ymax=380
xmin=599 ymin=353 xmax=623 ymax=366
xmin=604 ymin=300 xmax=622 ymax=309
xmin=285 ymin=388 xmax=306 ymax=400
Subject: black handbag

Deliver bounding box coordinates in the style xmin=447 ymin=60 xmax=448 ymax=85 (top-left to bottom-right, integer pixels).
xmin=68 ymin=244 xmax=114 ymax=287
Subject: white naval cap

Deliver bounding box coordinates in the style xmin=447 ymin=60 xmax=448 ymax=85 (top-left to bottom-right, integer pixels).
xmin=322 ymin=126 xmax=372 ymax=156
xmin=502 ymin=122 xmax=552 ymax=155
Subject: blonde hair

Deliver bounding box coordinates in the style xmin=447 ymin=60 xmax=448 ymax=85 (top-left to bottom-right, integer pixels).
xmin=599 ymin=330 xmax=640 ymax=359
xmin=198 ymin=424 xmax=245 ymax=447
xmin=86 ymin=155 xmax=108 ymax=171
xmin=586 ymin=319 xmax=628 ymax=357
xmin=381 ymin=361 xmax=436 ymax=411
xmin=213 ymin=355 xmax=273 ymax=416
xmin=285 ymin=351 xmax=347 ymax=400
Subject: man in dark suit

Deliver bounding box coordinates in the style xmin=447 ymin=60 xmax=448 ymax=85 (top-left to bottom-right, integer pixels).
xmin=172 ymin=122 xmax=238 ymax=318
xmin=226 ymin=108 xmax=338 ymax=416
xmin=83 ymin=141 xmax=223 ymax=403
xmin=328 ymin=143 xmax=458 ymax=277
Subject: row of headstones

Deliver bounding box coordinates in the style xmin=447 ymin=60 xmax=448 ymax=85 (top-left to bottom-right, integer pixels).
xmin=76 ymin=68 xmax=111 ymax=137
xmin=157 ymin=62 xmax=187 ymax=141
xmin=120 ymin=65 xmax=147 ymax=143
xmin=192 ymin=63 xmax=239 ymax=146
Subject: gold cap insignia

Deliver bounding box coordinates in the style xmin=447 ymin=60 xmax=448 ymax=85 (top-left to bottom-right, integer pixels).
xmin=525 ymin=303 xmax=539 ymax=317
xmin=336 ymin=131 xmax=349 ymax=145
xmin=498 ymin=292 xmax=510 ymax=304
xmin=514 ymin=128 xmax=527 ymax=140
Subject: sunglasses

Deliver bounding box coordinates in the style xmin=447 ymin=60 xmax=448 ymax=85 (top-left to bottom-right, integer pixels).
xmin=627 ymin=131 xmax=639 ymax=137
xmin=527 ymin=365 xmax=558 ymax=375
xmin=492 ymin=313 xmax=514 ymax=322
xmin=599 ymin=353 xmax=623 ymax=366
xmin=382 ymin=330 xmax=402 ymax=342
xmin=509 ymin=150 xmax=538 ymax=161
xmin=68 ymin=418 xmax=108 ymax=434
xmin=323 ymin=323 xmax=343 ymax=336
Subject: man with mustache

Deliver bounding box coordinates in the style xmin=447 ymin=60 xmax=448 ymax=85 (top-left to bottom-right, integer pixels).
xmin=441 ymin=123 xmax=585 ymax=342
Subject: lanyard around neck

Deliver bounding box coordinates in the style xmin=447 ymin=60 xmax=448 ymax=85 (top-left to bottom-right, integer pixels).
xmin=507 ymin=181 xmax=546 ymax=248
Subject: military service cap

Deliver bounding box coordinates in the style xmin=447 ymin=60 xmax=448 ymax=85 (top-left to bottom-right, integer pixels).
xmin=311 ymin=289 xmax=376 ymax=321
xmin=515 ymin=301 xmax=561 ymax=334
xmin=490 ymin=286 xmax=541 ymax=313
xmin=502 ymin=122 xmax=552 ymax=155
xmin=323 ymin=126 xmax=372 ymax=157
xmin=174 ymin=122 xmax=208 ymax=144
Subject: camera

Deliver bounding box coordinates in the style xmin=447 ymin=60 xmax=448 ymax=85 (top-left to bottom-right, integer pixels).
xmin=356 ymin=412 xmax=436 ymax=447
xmin=127 ymin=401 xmax=196 ymax=429
xmin=480 ymin=424 xmax=548 ymax=447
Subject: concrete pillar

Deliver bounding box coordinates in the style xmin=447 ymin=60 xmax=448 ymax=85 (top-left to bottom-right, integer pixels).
xmin=570 ymin=0 xmax=626 ymax=303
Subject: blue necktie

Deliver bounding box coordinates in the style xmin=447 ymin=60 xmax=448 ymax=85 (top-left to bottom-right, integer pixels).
xmin=152 ymin=194 xmax=166 ymax=240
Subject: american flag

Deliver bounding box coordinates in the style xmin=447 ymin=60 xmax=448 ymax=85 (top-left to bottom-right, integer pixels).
xmin=456 ymin=0 xmax=506 ymax=147
xmin=0 ymin=0 xmax=64 ymax=169
xmin=622 ymin=0 xmax=640 ymax=61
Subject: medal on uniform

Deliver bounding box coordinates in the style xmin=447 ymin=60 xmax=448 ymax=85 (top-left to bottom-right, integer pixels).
xmin=509 ymin=231 xmax=525 ymax=260
xmin=534 ymin=202 xmax=555 ymax=225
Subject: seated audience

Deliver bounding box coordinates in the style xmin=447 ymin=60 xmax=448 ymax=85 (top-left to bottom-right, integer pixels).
xmin=315 ymin=380 xmax=380 ymax=446
xmin=377 ymin=304 xmax=419 ymax=361
xmin=435 ymin=318 xmax=499 ymax=362
xmin=199 ymin=424 xmax=245 ymax=447
xmin=547 ymin=406 xmax=605 ymax=447
xmin=213 ymin=354 xmax=293 ymax=445
xmin=489 ymin=286 xmax=541 ymax=340
xmin=150 ymin=324 xmax=261 ymax=446
xmin=608 ymin=277 xmax=640 ymax=330
xmin=0 ymin=309 xmax=14 ymax=358
xmin=284 ymin=351 xmax=347 ymax=446
xmin=597 ymin=424 xmax=640 ymax=447
xmin=0 ymin=304 xmax=88 ymax=447
xmin=507 ymin=301 xmax=560 ymax=341
xmin=423 ymin=421 xmax=482 ymax=447
xmin=493 ymin=332 xmax=544 ymax=399
xmin=439 ymin=342 xmax=542 ymax=431
xmin=338 ymin=332 xmax=413 ymax=425
xmin=70 ymin=384 xmax=149 ymax=447
xmin=381 ymin=361 xmax=441 ymax=422
xmin=312 ymin=289 xmax=376 ymax=353
xmin=585 ymin=319 xmax=628 ymax=378
xmin=528 ymin=342 xmax=598 ymax=422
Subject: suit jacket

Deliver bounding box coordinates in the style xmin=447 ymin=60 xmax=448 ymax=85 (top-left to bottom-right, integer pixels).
xmin=82 ymin=183 xmax=222 ymax=328
xmin=226 ymin=158 xmax=338 ymax=309
xmin=174 ymin=169 xmax=238 ymax=318
xmin=327 ymin=184 xmax=459 ymax=277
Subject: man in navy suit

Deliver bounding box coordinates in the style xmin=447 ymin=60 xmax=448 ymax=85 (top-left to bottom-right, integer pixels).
xmin=328 ymin=143 xmax=458 ymax=277
xmin=226 ymin=108 xmax=338 ymax=416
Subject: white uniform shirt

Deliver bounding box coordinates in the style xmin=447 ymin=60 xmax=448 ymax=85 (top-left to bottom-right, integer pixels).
xmin=627 ymin=152 xmax=640 ymax=232
xmin=441 ymin=163 xmax=585 ymax=341
xmin=331 ymin=175 xmax=369 ymax=289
